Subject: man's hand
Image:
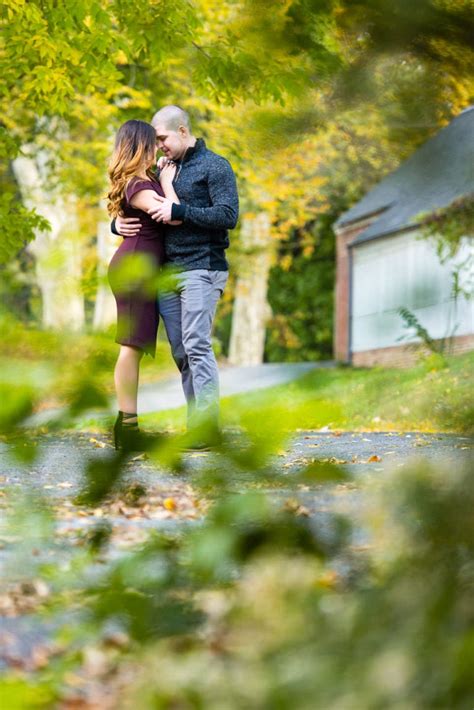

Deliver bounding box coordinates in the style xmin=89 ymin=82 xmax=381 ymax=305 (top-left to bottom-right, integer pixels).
xmin=149 ymin=195 xmax=174 ymax=224
xmin=116 ymin=214 xmax=141 ymax=237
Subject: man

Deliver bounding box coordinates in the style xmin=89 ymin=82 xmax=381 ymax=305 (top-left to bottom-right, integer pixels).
xmin=113 ymin=105 xmax=239 ymax=445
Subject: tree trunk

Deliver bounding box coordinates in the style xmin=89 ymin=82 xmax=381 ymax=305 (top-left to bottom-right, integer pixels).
xmin=228 ymin=212 xmax=273 ymax=365
xmin=12 ymin=154 xmax=85 ymax=330
xmin=92 ymin=218 xmax=117 ymax=331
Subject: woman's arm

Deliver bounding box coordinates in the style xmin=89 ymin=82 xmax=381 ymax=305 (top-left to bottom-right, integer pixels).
xmin=130 ymin=189 xmax=182 ymax=226
xmin=129 ymin=170 xmax=182 ymax=225
xmin=129 ymin=188 xmax=167 ymax=214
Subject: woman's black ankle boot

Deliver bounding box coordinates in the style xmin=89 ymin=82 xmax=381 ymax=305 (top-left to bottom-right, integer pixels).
xmin=113 ymin=411 xmax=152 ymax=452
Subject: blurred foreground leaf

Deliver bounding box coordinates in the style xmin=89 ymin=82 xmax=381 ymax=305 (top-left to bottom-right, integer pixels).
xmin=0 ymin=383 xmax=35 ymax=433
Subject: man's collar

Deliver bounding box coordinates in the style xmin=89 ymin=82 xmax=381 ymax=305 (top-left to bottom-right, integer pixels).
xmin=181 ymin=137 xmax=205 ymax=163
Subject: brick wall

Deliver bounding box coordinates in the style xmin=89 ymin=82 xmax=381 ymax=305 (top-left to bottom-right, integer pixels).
xmin=352 ymin=333 xmax=474 ymax=368
xmin=333 ymin=219 xmax=375 ymax=362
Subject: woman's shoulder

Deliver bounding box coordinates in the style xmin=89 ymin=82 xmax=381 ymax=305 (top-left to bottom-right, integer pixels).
xmin=125 ymin=176 xmax=163 ymax=203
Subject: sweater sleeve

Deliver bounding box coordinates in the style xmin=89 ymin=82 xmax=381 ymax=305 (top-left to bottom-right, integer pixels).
xmin=174 ymin=158 xmax=239 ymax=230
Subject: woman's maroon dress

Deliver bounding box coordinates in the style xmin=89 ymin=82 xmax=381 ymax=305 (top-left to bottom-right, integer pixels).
xmin=108 ymin=177 xmax=165 ymax=357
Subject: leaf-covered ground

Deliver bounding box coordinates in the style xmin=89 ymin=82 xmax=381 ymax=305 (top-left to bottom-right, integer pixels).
xmin=1 ymin=428 xmax=472 ymax=707
xmin=0 ymin=351 xmax=473 ymax=707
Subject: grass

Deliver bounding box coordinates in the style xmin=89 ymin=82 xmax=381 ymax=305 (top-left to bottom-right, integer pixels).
xmin=135 ymin=351 xmax=474 ymax=434
xmin=0 ymin=317 xmax=176 ymax=408
xmin=3 ymin=310 xmax=472 ymax=435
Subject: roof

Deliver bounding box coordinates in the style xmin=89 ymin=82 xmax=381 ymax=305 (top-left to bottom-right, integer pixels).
xmin=335 ymin=106 xmax=474 ymax=246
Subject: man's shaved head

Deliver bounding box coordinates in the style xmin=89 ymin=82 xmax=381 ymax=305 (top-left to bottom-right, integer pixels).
xmin=151 ymin=105 xmax=191 ymax=132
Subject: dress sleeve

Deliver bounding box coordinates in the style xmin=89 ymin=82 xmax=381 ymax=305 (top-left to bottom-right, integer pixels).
xmin=125 ymin=179 xmax=162 ymax=205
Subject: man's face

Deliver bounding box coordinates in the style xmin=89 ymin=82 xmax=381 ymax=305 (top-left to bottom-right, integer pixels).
xmin=154 ymin=123 xmax=188 ymax=161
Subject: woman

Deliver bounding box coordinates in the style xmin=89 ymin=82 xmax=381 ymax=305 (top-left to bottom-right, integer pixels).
xmin=107 ymin=119 xmax=179 ymax=450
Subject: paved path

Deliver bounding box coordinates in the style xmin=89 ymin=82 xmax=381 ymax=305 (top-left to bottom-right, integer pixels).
xmin=26 ymin=362 xmax=330 ymax=426
xmin=1 ymin=430 xmax=471 ymax=505
xmin=0 ymin=428 xmax=472 ymax=569
xmin=0 ymin=430 xmax=471 ymax=668
xmin=138 ymin=361 xmax=327 ymax=413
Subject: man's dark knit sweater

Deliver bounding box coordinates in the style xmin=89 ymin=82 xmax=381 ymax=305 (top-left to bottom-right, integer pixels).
xmin=166 ymin=139 xmax=238 ymax=271
xmin=113 ymin=138 xmax=239 ymax=271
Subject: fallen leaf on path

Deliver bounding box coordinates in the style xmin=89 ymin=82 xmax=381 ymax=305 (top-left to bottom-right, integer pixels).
xmin=129 ymin=453 xmax=148 ymax=462
xmin=88 ymin=438 xmax=108 ymax=449
xmin=284 ymin=498 xmax=310 ymax=516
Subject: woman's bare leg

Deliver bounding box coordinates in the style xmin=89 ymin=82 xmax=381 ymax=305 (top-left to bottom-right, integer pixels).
xmin=114 ymin=345 xmax=144 ymax=415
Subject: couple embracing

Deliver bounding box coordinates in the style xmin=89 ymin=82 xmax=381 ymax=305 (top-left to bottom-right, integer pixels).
xmin=106 ymin=106 xmax=239 ymax=452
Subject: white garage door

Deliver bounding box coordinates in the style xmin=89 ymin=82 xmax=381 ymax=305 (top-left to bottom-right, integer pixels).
xmin=351 ymin=230 xmax=473 ymax=352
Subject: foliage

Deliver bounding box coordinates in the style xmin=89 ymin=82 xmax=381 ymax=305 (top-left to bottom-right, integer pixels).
xmin=397 ymin=306 xmax=450 ymax=357
xmin=111 ymin=461 xmax=474 ymax=710
xmin=421 ymin=193 xmax=474 ymax=254
xmin=1 ymin=5 xmax=473 ymax=702
xmin=0 ymin=192 xmax=51 ymax=265
xmin=0 ymin=383 xmax=36 ymax=434
xmin=209 ymin=102 xmax=401 ymax=360
xmin=2 ymin=0 xmax=473 ymax=356
xmin=266 ymin=219 xmax=335 ymax=362
xmin=1 ymin=412 xmax=472 ymax=706
xmin=0 ymin=315 xmax=176 ymax=416
xmin=0 ymin=305 xmax=473 ymax=706
xmin=0 ymin=0 xmax=199 ymax=262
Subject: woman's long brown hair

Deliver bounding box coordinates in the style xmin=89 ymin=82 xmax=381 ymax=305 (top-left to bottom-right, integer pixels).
xmin=107 ymin=120 xmax=156 ymax=217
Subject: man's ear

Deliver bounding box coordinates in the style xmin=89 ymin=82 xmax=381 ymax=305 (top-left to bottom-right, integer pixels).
xmin=178 ymin=125 xmax=188 ymax=137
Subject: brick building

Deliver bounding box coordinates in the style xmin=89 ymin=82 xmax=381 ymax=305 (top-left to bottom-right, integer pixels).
xmin=334 ymin=107 xmax=474 ymax=367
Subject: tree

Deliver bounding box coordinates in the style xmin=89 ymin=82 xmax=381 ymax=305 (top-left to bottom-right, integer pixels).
xmin=0 ymin=0 xmax=200 ymax=238
xmin=1 ymin=0 xmax=472 ymax=346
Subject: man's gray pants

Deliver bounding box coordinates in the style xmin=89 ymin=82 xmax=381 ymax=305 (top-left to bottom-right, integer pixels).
xmin=158 ymin=269 xmax=228 ymax=425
